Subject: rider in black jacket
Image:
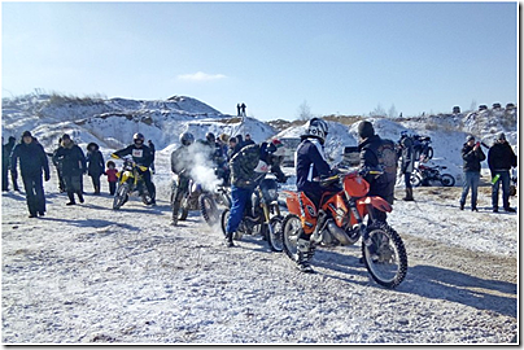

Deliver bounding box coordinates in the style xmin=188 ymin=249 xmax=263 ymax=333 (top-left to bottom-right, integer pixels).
xmin=112 ymin=133 xmax=156 ymax=205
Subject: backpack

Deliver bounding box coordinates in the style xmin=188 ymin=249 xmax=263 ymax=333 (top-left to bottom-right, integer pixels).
xmin=376 ymin=139 xmax=398 ymax=176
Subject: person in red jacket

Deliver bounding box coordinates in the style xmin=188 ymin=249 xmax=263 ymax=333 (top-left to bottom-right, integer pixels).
xmin=105 ymin=161 xmax=119 ymax=196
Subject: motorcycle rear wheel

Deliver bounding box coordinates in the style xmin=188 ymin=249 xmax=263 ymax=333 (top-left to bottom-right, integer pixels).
xmin=199 ymin=193 xmax=219 ymax=226
xmin=282 ymin=214 xmax=302 ymax=262
xmin=362 ymin=222 xmax=408 ymax=289
xmin=113 ymin=183 xmax=129 ymax=210
xmin=440 ymin=174 xmax=455 ymax=187
xmin=267 ymin=215 xmax=284 ymax=252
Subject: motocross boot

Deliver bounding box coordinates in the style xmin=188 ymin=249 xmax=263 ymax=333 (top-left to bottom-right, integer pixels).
xmin=296 ymin=238 xmax=314 ymax=273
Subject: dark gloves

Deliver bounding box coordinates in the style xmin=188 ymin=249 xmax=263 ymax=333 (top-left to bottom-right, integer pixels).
xmin=277 ymin=175 xmax=288 ymax=184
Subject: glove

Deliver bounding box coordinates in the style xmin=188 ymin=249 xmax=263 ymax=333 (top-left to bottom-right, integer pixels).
xmin=277 ymin=175 xmax=288 ymax=184
xmin=44 ymin=173 xmax=50 ymax=182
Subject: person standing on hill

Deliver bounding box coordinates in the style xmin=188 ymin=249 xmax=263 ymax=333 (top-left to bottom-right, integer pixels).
xmin=86 ymin=142 xmax=105 ymax=195
xmin=53 ymin=134 xmax=87 ymax=205
xmin=10 ymin=131 xmax=50 ymax=217
xmin=488 ymin=133 xmax=517 ymax=213
xmin=459 ymin=135 xmax=485 ymax=212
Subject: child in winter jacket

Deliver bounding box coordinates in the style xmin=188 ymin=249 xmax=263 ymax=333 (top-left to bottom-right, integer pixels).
xmin=105 ymin=161 xmax=119 ymax=195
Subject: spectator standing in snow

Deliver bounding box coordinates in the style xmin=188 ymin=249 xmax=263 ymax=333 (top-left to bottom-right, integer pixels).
xmin=86 ymin=142 xmax=105 ymax=195
xmin=240 ymin=103 xmax=247 ymax=116
xmin=236 ymin=103 xmax=241 ymax=116
xmin=244 ymin=133 xmax=255 ymax=146
xmin=488 ymin=133 xmax=517 ymax=213
xmin=52 ymin=138 xmax=66 ymax=193
xmin=227 ymin=137 xmax=238 ymax=161
xmin=53 ymin=134 xmax=86 ymax=205
xmin=2 ymin=136 xmax=20 ymax=191
xmin=10 ymin=131 xmax=50 ymax=217
xmin=234 ymin=134 xmax=245 ymax=154
xmin=148 ymin=140 xmax=156 ymax=174
xmin=398 ymin=131 xmax=415 ymax=201
xmin=459 ymin=135 xmax=485 ymax=211
xmin=105 ymin=161 xmax=119 ymax=196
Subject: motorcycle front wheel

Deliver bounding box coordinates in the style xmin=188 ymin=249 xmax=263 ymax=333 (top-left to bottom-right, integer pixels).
xmin=440 ymin=174 xmax=455 ymax=187
xmin=113 ymin=183 xmax=130 ymax=210
xmin=410 ymin=173 xmax=422 ymax=187
xmin=199 ymin=193 xmax=219 ymax=226
xmin=282 ymin=214 xmax=302 ymax=262
xmin=267 ymin=215 xmax=284 ymax=252
xmin=362 ymin=222 xmax=408 ymax=289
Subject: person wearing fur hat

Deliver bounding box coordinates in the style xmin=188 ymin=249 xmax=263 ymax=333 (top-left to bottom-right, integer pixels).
xmin=10 ymin=131 xmax=50 ymax=217
xmin=488 ymin=133 xmax=517 ymax=213
xmin=86 ymin=142 xmax=105 ymax=195
xmin=53 ymin=134 xmax=86 ymax=205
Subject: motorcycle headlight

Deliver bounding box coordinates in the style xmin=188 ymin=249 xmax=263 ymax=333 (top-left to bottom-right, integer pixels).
xmin=267 ymin=188 xmax=278 ymax=201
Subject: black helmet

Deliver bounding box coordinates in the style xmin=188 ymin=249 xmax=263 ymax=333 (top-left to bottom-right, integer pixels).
xmin=180 ymin=132 xmax=195 ymax=146
xmin=357 ymin=121 xmax=374 ymax=139
xmin=133 ymin=132 xmax=145 ymax=143
xmin=205 ymin=132 xmax=215 ymax=143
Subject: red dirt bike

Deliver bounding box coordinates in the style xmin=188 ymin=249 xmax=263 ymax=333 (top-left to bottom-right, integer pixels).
xmin=280 ymin=169 xmax=408 ymax=288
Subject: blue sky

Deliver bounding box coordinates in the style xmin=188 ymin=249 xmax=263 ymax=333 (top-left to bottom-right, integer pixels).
xmin=2 ymin=2 xmax=517 ymax=121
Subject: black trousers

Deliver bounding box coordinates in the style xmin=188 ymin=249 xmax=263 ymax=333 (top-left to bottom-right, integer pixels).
xmin=21 ymin=173 xmax=46 ymax=215
xmin=63 ymin=173 xmax=83 ymax=202
xmin=109 ymin=181 xmax=116 ymax=195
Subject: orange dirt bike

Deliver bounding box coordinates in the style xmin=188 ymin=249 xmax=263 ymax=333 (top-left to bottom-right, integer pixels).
xmin=280 ymin=169 xmax=408 ymax=288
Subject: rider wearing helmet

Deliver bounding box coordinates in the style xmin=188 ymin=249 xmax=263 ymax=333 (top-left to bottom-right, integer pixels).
xmin=200 ymin=131 xmax=229 ymax=185
xmin=224 ymin=139 xmax=288 ymax=247
xmin=112 ymin=132 xmax=156 ymax=204
xmin=170 ymin=131 xmax=195 ymax=225
xmin=294 ymin=117 xmax=335 ymax=272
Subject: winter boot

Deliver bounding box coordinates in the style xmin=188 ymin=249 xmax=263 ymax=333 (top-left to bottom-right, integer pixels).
xmin=402 ymin=188 xmax=414 ymax=201
xmin=94 ymin=185 xmax=101 ymax=195
xmin=296 ymin=238 xmax=314 ymax=273
xmin=224 ymin=232 xmax=235 ymax=247
xmin=459 ymin=201 xmax=464 ymax=210
xmin=66 ymin=192 xmax=76 ymax=206
xmin=78 ymin=192 xmax=85 ymax=203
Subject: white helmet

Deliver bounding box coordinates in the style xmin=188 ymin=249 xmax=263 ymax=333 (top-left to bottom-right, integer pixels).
xmin=302 ymin=118 xmax=329 ymax=144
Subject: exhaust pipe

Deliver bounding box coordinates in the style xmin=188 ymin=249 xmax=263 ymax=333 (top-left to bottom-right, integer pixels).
xmin=327 ymin=220 xmax=352 ymax=245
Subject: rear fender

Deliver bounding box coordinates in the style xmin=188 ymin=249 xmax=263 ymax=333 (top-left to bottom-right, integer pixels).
xmin=356 ymin=196 xmax=392 ymax=213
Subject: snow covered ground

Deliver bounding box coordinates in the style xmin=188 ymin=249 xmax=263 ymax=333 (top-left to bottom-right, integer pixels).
xmin=2 ymin=149 xmax=517 ymax=344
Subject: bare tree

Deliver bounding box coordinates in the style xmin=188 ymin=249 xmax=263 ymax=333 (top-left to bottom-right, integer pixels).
xmin=370 ymin=103 xmax=387 ymax=118
xmin=388 ymin=104 xmax=398 ymax=119
xmin=297 ymin=100 xmax=313 ymax=121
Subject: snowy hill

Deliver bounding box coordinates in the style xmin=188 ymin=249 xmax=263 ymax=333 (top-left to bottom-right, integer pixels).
xmin=1 ymin=93 xmax=517 ymax=185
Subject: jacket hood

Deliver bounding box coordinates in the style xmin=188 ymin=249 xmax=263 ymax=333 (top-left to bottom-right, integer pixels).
xmin=87 ymin=142 xmax=99 ymax=151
